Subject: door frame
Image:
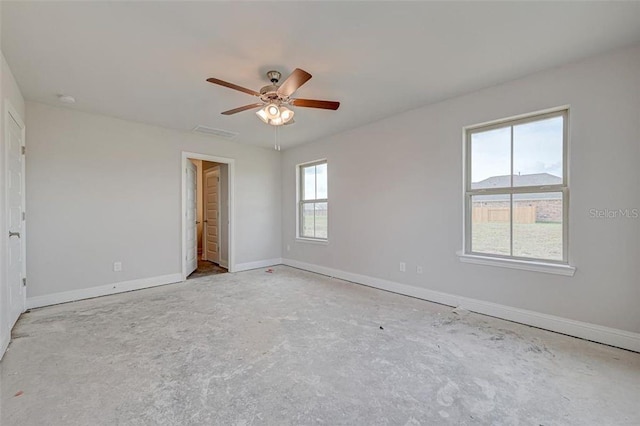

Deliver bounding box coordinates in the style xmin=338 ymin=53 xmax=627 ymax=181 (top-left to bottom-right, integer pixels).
xmin=4 ymin=100 xmax=27 ymax=321
xmin=202 ymin=166 xmax=220 ymax=264
xmin=181 ymin=152 xmax=234 ymax=279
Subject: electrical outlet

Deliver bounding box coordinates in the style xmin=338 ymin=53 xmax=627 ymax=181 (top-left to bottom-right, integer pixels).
xmin=417 ymin=266 xmax=423 ymax=274
xmin=399 ymin=262 xmax=406 ymax=272
xmin=287 ymin=244 xmax=290 ymax=252
xmin=113 ymin=262 xmax=122 ymax=272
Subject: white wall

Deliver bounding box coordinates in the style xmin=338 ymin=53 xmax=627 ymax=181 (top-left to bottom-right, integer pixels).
xmin=282 ymin=45 xmax=640 ymax=335
xmin=1 ymin=52 xmax=26 ymax=356
xmin=25 ymin=102 xmax=281 ymax=299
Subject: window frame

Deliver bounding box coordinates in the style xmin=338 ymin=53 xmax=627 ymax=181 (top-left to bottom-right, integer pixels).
xmin=296 ymin=159 xmax=328 ymax=242
xmin=463 ymin=108 xmax=569 ymax=265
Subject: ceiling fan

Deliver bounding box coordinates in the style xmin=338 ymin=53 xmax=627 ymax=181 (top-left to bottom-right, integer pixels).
xmin=206 ymin=68 xmax=340 ymax=126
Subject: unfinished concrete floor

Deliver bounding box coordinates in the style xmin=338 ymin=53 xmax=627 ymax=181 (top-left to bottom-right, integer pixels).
xmin=1 ymin=266 xmax=639 ymax=425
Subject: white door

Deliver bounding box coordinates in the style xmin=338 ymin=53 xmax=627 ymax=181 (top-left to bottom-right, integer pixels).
xmin=204 ymin=167 xmax=219 ymax=263
xmin=185 ymin=161 xmax=198 ymax=275
xmin=6 ymin=107 xmax=26 ymax=328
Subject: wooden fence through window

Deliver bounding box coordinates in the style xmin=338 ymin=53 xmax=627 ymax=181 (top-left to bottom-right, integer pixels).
xmin=472 ymin=206 xmax=537 ymax=224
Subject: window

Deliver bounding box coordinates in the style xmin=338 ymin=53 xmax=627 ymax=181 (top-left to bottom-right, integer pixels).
xmin=465 ymin=109 xmax=568 ymax=263
xmin=298 ymin=160 xmax=328 ymax=240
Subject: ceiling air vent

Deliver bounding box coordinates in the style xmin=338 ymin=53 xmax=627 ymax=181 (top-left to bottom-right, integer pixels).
xmin=192 ymin=125 xmax=239 ymax=140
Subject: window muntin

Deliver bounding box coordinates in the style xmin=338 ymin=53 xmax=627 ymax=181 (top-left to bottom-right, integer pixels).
xmin=465 ymin=110 xmax=568 ymax=263
xmin=298 ymin=160 xmax=328 ymax=240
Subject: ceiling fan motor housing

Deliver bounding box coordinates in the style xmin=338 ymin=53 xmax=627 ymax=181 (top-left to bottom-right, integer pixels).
xmin=260 ymin=71 xmax=283 ymax=101
xmin=260 ymin=84 xmax=279 ymax=96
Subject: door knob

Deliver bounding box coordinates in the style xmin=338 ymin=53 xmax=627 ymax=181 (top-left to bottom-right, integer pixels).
xmin=9 ymin=231 xmax=20 ymax=238
xmin=196 ymin=221 xmax=201 ymax=224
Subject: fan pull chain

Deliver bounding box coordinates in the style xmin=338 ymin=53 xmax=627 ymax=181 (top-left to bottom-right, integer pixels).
xmin=274 ymin=125 xmax=281 ymax=151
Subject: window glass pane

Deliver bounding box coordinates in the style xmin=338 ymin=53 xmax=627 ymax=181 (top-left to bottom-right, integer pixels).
xmin=302 ymin=166 xmax=316 ymax=200
xmin=512 ymin=192 xmax=563 ymax=260
xmin=471 ymin=127 xmax=511 ymax=190
xmin=513 ymin=116 xmax=563 ymax=187
xmin=301 ymin=203 xmax=315 ymax=237
xmin=316 ymin=163 xmax=328 ymax=199
xmin=471 ymin=194 xmax=511 ymax=256
xmin=314 ymin=202 xmax=328 ymax=239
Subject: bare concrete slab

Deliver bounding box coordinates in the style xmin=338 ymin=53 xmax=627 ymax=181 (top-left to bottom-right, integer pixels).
xmin=1 ymin=266 xmax=639 ymax=425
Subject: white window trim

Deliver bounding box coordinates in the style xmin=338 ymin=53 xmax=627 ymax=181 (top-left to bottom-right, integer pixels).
xmin=457 ymin=252 xmax=576 ymax=276
xmin=296 ymin=159 xmax=328 ymax=242
xmin=296 ymin=237 xmax=329 ymax=245
xmin=460 ymin=106 xmax=575 ymax=274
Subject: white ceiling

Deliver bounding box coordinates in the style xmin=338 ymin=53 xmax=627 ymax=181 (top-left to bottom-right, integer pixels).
xmin=3 ymin=2 xmax=640 ymax=149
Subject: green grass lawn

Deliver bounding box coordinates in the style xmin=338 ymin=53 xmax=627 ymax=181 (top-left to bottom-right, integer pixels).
xmin=472 ymin=222 xmax=562 ymax=260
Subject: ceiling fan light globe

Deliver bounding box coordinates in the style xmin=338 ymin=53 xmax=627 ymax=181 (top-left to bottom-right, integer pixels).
xmin=256 ymin=108 xmax=269 ymax=124
xmin=280 ymin=107 xmax=294 ymax=123
xmin=270 ymin=116 xmax=284 ymax=126
xmin=266 ymin=103 xmax=280 ymax=119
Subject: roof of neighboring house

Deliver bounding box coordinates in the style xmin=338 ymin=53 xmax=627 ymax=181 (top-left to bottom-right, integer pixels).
xmin=473 ymin=173 xmax=562 ymax=189
xmin=472 ymin=173 xmax=562 ymax=202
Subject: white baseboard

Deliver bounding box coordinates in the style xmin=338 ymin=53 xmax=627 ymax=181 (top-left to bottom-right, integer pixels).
xmin=26 ymin=273 xmax=183 ymax=309
xmin=234 ymin=258 xmax=282 ymax=273
xmin=282 ymin=258 xmax=640 ymax=353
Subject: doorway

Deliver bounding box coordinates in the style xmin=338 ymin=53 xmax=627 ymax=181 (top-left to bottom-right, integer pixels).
xmin=4 ymin=101 xmax=27 ymax=344
xmin=181 ymin=152 xmax=234 ymax=280
xmin=190 ymin=159 xmax=227 ymax=278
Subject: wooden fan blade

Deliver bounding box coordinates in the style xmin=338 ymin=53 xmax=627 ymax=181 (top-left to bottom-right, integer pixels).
xmin=290 ymin=99 xmax=340 ymax=110
xmin=277 ymin=68 xmax=312 ymax=97
xmin=221 ymin=103 xmax=264 ymax=115
xmin=207 ymin=78 xmax=260 ymax=97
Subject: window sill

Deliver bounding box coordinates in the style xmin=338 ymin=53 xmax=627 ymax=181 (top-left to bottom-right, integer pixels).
xmin=296 ymin=237 xmax=329 ymax=245
xmin=456 ymin=251 xmax=576 ymax=276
